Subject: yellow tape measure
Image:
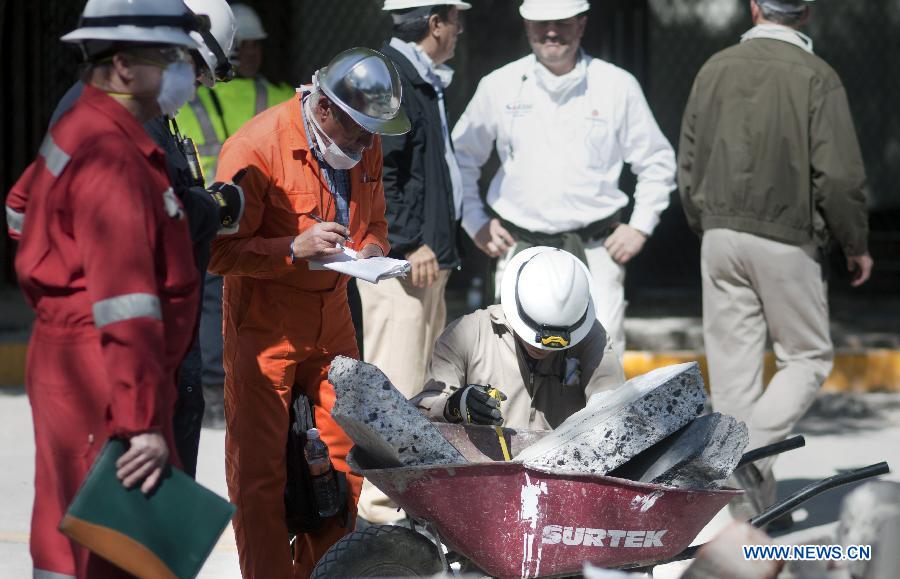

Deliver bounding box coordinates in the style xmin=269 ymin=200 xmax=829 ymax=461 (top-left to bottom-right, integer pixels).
xmin=487 ymin=387 xmax=512 ymax=461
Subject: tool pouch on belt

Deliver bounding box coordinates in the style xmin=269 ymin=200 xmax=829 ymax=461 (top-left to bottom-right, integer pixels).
xmin=284 ymin=392 xmax=350 ymax=534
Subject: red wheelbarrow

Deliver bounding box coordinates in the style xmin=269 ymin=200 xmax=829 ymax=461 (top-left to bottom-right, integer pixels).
xmin=312 ymin=425 xmax=889 ymax=578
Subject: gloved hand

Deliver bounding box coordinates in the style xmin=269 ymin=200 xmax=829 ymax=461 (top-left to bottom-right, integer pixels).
xmin=207 ymin=169 xmax=246 ymax=235
xmin=445 ymin=385 xmax=507 ymax=426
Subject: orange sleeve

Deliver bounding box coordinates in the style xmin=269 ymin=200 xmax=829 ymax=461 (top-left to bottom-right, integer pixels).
xmin=360 ymin=137 xmax=390 ymax=256
xmin=209 ymin=136 xmax=296 ymax=277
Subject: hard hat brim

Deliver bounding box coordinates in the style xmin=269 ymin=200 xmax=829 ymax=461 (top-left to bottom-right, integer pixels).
xmin=61 ymin=26 xmax=201 ymax=50
xmin=500 ymin=246 xmax=597 ymax=351
xmin=519 ymin=1 xmax=590 ymax=21
xmin=383 ymin=1 xmax=472 ymax=11
xmin=344 ymin=105 xmax=412 ymax=136
xmin=319 ymin=82 xmax=412 ymax=136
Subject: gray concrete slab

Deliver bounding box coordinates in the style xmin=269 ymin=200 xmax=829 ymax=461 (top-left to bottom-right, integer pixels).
xmin=518 ymin=362 xmax=707 ymax=474
xmin=329 ymin=356 xmax=465 ymax=467
xmin=611 ymin=413 xmax=749 ymax=488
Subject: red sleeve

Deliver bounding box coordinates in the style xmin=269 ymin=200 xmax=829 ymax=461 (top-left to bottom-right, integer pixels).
xmin=208 ymin=136 xmax=296 ymax=277
xmin=70 ymin=138 xmax=171 ymax=437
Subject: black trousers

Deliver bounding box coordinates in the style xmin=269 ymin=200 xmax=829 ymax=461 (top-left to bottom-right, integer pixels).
xmin=173 ymin=340 xmax=205 ymax=478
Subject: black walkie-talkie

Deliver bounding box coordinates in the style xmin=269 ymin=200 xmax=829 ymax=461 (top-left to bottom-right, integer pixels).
xmin=170 ymin=117 xmax=205 ymax=187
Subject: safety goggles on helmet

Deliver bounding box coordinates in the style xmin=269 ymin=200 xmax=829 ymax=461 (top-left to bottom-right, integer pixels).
xmin=122 ymin=45 xmax=193 ymax=68
xmin=514 ymin=261 xmax=589 ymax=349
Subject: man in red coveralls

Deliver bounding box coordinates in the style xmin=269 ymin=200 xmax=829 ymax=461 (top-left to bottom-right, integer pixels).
xmin=5 ymin=0 xmax=203 ymax=576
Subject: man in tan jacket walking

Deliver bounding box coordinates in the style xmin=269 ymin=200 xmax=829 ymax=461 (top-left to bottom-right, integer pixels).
xmin=678 ymin=0 xmax=873 ymax=529
xmin=412 ymin=247 xmax=624 ymax=429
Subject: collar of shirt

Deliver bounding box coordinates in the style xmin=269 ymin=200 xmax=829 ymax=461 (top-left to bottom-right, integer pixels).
xmin=298 ymin=90 xmax=352 ymax=226
xmin=532 ymin=50 xmax=589 ymax=100
xmin=80 ymin=84 xmax=164 ymax=160
xmin=741 ymin=23 xmax=814 ymax=53
xmin=389 ymin=36 xmax=455 ymax=89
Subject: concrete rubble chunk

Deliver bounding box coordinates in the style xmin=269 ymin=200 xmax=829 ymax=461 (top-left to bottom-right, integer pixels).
xmin=517 ymin=362 xmax=707 ymax=474
xmin=838 ymin=481 xmax=900 ymax=579
xmin=329 ymin=356 xmax=466 ymax=468
xmin=609 ymin=413 xmax=749 ymax=488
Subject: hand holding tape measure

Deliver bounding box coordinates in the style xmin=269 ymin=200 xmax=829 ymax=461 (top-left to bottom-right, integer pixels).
xmin=446 ymin=384 xmax=512 ymax=461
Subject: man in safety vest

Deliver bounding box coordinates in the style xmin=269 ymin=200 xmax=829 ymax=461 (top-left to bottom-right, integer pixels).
xmin=175 ymin=2 xmax=295 ymax=426
xmin=5 ymin=0 xmax=202 ymax=575
xmin=209 ymin=48 xmax=409 ymax=578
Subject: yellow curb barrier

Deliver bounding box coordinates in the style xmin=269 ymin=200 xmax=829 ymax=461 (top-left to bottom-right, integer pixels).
xmin=2 ymin=342 xmax=899 ymax=391
xmin=0 ymin=343 xmax=27 ymax=387
xmin=623 ymin=350 xmax=900 ymax=393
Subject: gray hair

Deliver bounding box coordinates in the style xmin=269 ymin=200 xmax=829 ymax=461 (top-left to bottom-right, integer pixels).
xmin=757 ymin=0 xmax=809 ymax=26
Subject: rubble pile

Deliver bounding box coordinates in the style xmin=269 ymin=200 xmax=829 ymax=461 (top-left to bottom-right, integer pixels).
xmin=330 ymin=358 xmax=748 ymax=490
xmin=516 ymin=363 xmax=710 ymax=475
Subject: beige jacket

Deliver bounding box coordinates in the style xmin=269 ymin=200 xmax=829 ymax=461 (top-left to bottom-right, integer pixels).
xmin=411 ymin=305 xmax=625 ymax=430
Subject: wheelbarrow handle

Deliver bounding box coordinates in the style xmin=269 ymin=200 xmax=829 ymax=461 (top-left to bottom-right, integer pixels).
xmin=652 ymin=461 xmax=891 ymax=568
xmin=737 ymin=436 xmax=806 ymax=469
xmin=749 ymin=461 xmax=891 ymax=529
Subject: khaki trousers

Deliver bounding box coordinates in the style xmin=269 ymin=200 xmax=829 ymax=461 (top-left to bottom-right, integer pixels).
xmin=701 ymin=229 xmax=833 ymax=511
xmin=356 ymin=269 xmax=450 ymax=523
xmin=494 ymin=239 xmax=627 ymax=358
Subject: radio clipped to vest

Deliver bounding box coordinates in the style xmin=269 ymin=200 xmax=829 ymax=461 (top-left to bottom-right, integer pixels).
xmin=170 ymin=117 xmax=206 ymax=188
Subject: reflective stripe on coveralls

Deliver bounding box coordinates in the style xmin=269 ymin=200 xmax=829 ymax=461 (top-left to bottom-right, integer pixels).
xmin=92 ymin=293 xmax=162 ymax=328
xmin=5 ymin=205 xmax=24 ymax=234
xmin=38 ymin=134 xmax=72 ymax=177
xmin=34 ymin=569 xmax=77 ymax=579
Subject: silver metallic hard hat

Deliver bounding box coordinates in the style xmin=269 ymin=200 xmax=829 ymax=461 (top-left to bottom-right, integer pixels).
xmin=315 ymin=47 xmax=411 ymax=136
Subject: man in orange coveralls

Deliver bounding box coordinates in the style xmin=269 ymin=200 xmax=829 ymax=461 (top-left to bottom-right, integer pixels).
xmin=5 ymin=1 xmax=203 ymax=577
xmin=209 ymin=47 xmax=410 ymax=578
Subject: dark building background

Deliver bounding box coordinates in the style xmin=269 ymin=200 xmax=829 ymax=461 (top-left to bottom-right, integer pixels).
xmin=2 ymin=0 xmax=897 ymax=313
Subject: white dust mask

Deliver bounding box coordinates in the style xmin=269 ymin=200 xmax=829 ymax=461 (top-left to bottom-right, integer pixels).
xmin=305 ymin=97 xmax=363 ymax=170
xmin=157 ymin=60 xmax=196 ymax=117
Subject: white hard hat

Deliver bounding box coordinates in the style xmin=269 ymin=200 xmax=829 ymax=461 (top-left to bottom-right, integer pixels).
xmin=519 ymin=0 xmax=590 ymax=21
xmin=185 ymin=0 xmax=236 ymax=87
xmin=383 ymin=1 xmax=472 ymax=10
xmin=230 ymin=3 xmax=267 ymax=43
xmin=61 ymin=0 xmax=201 ymax=50
xmin=500 ymin=247 xmax=596 ymax=351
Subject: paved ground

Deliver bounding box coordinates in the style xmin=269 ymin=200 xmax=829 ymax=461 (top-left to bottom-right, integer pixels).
xmin=0 ymin=389 xmax=898 ymax=578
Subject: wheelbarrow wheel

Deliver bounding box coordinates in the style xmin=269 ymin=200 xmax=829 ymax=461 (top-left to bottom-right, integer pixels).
xmin=311 ymin=524 xmax=444 ymax=578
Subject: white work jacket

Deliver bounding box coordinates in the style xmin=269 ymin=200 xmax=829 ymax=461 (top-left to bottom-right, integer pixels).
xmin=452 ymin=53 xmax=676 ymax=237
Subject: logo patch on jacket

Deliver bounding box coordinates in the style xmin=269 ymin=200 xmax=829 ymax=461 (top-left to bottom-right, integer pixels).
xmin=162 ymin=187 xmax=184 ymax=220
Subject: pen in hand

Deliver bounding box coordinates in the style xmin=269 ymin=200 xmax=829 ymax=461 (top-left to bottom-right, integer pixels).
xmin=310 ymin=214 xmax=353 ymax=245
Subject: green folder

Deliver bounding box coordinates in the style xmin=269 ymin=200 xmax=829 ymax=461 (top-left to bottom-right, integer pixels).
xmin=59 ymin=439 xmax=236 ymax=579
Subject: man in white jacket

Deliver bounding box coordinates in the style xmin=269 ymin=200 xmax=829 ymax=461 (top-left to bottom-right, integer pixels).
xmin=453 ymin=0 xmax=676 ymax=357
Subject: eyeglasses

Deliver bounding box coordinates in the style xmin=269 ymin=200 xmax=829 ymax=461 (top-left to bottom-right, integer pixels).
xmin=331 ymin=105 xmax=371 ymax=139
xmin=127 ymin=46 xmax=193 ymax=68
